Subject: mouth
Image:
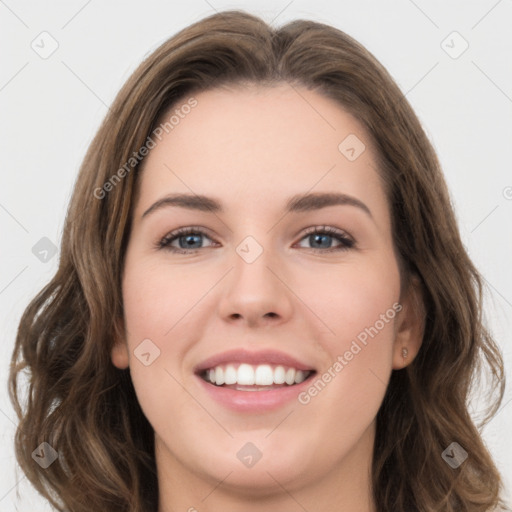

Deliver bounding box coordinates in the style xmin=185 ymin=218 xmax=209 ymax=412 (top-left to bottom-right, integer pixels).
xmin=193 ymin=348 xmax=317 ymax=411
xmin=197 ymin=363 xmax=317 ymax=392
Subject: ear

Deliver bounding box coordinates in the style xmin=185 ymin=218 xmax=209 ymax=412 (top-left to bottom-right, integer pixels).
xmin=392 ymin=274 xmax=425 ymax=370
xmin=110 ymin=316 xmax=130 ymax=369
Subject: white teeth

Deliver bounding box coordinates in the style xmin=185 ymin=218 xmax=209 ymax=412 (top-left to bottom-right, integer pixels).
xmin=203 ymin=363 xmax=313 ymax=387
xmin=224 ymin=364 xmax=237 ymax=385
xmin=255 ymin=364 xmax=273 ymax=385
xmin=294 ymin=370 xmax=306 ymax=384
xmin=274 ymin=365 xmax=286 ymax=384
xmin=237 ymin=364 xmax=255 ymax=385
xmin=215 ymin=366 xmax=224 ymax=385
xmin=285 ymin=368 xmax=296 ymax=385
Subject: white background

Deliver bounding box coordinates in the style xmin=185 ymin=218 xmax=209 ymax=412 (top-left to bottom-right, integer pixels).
xmin=1 ymin=0 xmax=511 ymax=510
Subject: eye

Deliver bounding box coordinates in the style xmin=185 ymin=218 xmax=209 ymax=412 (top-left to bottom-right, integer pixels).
xmin=156 ymin=225 xmax=355 ymax=254
xmin=295 ymin=226 xmax=355 ymax=252
xmin=156 ymin=227 xmax=216 ymax=254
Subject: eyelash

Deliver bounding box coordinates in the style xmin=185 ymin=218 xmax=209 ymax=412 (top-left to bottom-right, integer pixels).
xmin=156 ymin=225 xmax=355 ymax=254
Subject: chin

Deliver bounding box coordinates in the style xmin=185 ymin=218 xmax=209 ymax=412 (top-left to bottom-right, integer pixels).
xmin=196 ymin=436 xmax=317 ymax=493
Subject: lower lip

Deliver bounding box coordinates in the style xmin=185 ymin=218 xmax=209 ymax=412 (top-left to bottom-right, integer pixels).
xmin=195 ymin=374 xmax=315 ymax=412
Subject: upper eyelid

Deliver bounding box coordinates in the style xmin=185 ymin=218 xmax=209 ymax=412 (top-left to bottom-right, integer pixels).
xmin=162 ymin=225 xmax=352 ymax=238
xmin=301 ymin=225 xmax=352 ymax=238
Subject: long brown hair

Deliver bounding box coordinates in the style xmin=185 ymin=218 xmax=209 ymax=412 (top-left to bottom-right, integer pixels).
xmin=9 ymin=10 xmax=507 ymax=512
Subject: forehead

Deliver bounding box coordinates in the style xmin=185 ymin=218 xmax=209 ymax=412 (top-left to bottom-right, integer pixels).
xmin=134 ymin=84 xmax=386 ymax=218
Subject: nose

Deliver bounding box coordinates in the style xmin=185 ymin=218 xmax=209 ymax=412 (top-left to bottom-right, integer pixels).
xmin=216 ymin=242 xmax=294 ymax=329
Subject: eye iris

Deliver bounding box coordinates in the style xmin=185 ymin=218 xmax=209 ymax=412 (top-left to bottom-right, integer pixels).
xmin=180 ymin=234 xmax=202 ymax=249
xmin=310 ymin=233 xmax=332 ymax=249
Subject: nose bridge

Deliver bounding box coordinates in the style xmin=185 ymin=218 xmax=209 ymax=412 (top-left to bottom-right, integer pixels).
xmin=217 ymin=232 xmax=293 ymax=326
xmin=232 ymin=233 xmax=281 ymax=301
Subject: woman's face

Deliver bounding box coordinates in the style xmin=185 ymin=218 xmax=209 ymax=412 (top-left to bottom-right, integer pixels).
xmin=112 ymin=84 xmax=418 ymax=503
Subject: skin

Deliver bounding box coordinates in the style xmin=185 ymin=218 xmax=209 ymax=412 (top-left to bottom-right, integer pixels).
xmin=111 ymin=83 xmax=424 ymax=512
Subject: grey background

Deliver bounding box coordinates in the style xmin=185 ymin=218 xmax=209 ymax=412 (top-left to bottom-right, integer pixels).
xmin=1 ymin=0 xmax=511 ymax=509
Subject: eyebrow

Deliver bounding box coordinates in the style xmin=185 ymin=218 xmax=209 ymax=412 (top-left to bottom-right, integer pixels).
xmin=141 ymin=192 xmax=372 ymax=219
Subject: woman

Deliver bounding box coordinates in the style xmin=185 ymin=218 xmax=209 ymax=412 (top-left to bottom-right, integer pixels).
xmin=9 ymin=9 xmax=508 ymax=512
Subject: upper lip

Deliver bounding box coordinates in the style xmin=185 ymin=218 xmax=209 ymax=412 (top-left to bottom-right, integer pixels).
xmin=194 ymin=348 xmax=316 ymax=373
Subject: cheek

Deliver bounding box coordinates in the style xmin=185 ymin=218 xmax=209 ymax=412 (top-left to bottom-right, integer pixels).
xmin=295 ymin=254 xmax=400 ymax=435
xmin=301 ymin=251 xmax=400 ymax=348
xmin=298 ymin=252 xmax=400 ymax=408
xmin=121 ymin=259 xmax=216 ymax=417
xmin=122 ymin=258 xmax=213 ymax=338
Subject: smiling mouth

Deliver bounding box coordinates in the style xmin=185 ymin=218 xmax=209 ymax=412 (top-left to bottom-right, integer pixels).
xmin=198 ymin=363 xmax=316 ymax=391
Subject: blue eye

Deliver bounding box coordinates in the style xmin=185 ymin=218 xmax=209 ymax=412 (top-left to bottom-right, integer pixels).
xmin=157 ymin=227 xmax=216 ymax=253
xmin=297 ymin=226 xmax=355 ymax=252
xmin=157 ymin=225 xmax=355 ymax=254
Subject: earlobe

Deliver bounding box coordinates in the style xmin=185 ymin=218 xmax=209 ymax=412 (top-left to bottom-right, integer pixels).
xmin=110 ymin=317 xmax=130 ymax=369
xmin=111 ymin=341 xmax=130 ymax=369
xmin=392 ymin=274 xmax=425 ymax=370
